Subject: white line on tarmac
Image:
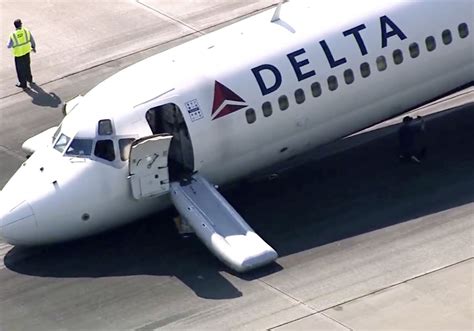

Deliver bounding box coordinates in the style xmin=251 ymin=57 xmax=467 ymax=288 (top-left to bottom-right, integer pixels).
xmin=269 ymin=257 xmax=474 ymax=330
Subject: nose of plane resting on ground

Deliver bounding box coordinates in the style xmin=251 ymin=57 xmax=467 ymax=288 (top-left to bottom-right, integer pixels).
xmin=0 ymin=190 xmax=38 ymax=245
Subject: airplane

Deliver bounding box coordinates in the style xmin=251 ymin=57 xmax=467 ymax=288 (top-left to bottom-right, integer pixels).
xmin=0 ymin=0 xmax=472 ymax=272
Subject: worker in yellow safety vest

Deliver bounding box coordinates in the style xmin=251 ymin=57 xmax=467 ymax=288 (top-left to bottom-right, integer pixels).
xmin=7 ymin=19 xmax=36 ymax=89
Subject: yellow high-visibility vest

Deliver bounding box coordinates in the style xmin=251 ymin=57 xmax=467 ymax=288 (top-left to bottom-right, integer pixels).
xmin=10 ymin=28 xmax=32 ymax=57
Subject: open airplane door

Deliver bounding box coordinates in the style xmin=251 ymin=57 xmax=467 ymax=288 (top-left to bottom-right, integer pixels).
xmin=128 ymin=134 xmax=173 ymax=200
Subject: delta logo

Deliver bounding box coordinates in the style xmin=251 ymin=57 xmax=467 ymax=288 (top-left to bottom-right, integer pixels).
xmin=211 ymin=81 xmax=248 ymax=120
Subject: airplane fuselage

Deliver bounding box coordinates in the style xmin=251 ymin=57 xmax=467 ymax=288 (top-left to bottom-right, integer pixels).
xmin=0 ymin=0 xmax=472 ymax=245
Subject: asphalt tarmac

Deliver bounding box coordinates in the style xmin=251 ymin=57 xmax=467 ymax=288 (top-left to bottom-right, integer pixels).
xmin=0 ymin=1 xmax=473 ymax=330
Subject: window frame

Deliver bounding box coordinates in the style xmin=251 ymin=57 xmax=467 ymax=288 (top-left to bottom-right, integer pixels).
xmin=294 ymin=88 xmax=306 ymax=104
xmin=52 ymin=124 xmax=62 ymax=144
xmin=393 ymin=49 xmax=404 ymax=65
xmin=360 ymin=62 xmax=371 ymax=78
xmin=245 ymin=108 xmax=256 ymax=124
xmin=458 ymin=23 xmax=469 ymax=39
xmin=327 ymin=75 xmax=338 ymax=91
xmin=98 ymin=119 xmax=114 ymax=136
xmin=278 ymin=95 xmax=289 ymax=111
xmin=53 ymin=133 xmax=71 ymax=154
xmin=65 ymin=138 xmax=94 ymax=157
xmin=119 ymin=138 xmax=135 ymax=161
xmin=409 ymin=42 xmax=420 ymax=58
xmin=94 ymin=139 xmax=116 ymax=162
xmin=442 ymin=29 xmax=452 ymax=45
xmin=376 ymin=56 xmax=387 ymax=71
xmin=262 ymin=101 xmax=273 ymax=117
xmin=344 ymin=69 xmax=355 ymax=85
xmin=311 ymin=82 xmax=322 ymax=97
xmin=425 ymin=36 xmax=436 ymax=52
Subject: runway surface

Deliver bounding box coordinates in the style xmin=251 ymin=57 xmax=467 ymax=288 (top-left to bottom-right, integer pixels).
xmin=0 ymin=1 xmax=473 ymax=330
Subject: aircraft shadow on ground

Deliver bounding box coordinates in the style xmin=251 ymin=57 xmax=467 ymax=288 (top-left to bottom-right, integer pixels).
xmin=5 ymin=104 xmax=474 ymax=299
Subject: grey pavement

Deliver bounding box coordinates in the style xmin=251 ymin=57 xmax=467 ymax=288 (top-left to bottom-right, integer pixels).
xmin=0 ymin=1 xmax=473 ymax=330
xmin=276 ymin=260 xmax=473 ymax=331
xmin=0 ymin=0 xmax=278 ymax=98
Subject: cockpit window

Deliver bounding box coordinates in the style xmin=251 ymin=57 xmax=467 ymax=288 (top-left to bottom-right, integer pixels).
xmin=98 ymin=119 xmax=113 ymax=136
xmin=94 ymin=140 xmax=115 ymax=161
xmin=54 ymin=134 xmax=71 ymax=153
xmin=52 ymin=125 xmax=62 ymax=144
xmin=65 ymin=139 xmax=93 ymax=156
xmin=119 ymin=138 xmax=135 ymax=161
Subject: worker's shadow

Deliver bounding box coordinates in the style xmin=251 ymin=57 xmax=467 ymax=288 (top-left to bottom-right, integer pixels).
xmin=24 ymin=82 xmax=62 ymax=108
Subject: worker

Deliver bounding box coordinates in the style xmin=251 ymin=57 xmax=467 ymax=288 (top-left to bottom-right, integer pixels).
xmin=7 ymin=19 xmax=36 ymax=89
xmin=412 ymin=115 xmax=427 ymax=159
xmin=398 ymin=116 xmax=421 ymax=163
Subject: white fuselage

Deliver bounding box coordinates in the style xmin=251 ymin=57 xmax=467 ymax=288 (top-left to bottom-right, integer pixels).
xmin=0 ymin=0 xmax=472 ymax=245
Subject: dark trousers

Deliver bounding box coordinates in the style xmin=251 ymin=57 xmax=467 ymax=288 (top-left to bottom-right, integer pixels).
xmin=14 ymin=52 xmax=33 ymax=86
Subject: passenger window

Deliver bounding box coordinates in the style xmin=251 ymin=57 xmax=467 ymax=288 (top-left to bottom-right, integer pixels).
xmin=94 ymin=140 xmax=115 ymax=161
xmin=295 ymin=88 xmax=305 ymax=104
xmin=262 ymin=102 xmax=272 ymax=117
xmin=360 ymin=62 xmax=370 ymax=78
xmin=246 ymin=108 xmax=256 ymax=124
xmin=311 ymin=82 xmax=322 ymax=97
xmin=327 ymin=76 xmax=338 ymax=91
xmin=426 ymin=36 xmax=436 ymax=51
xmin=344 ymin=69 xmax=354 ymax=84
xmin=278 ymin=95 xmax=289 ymax=111
xmin=376 ymin=56 xmax=387 ymax=71
xmin=66 ymin=139 xmax=93 ymax=156
xmin=442 ymin=29 xmax=452 ymax=45
xmin=393 ymin=49 xmax=403 ymax=65
xmin=119 ymin=138 xmax=135 ymax=161
xmin=458 ymin=23 xmax=469 ymax=38
xmin=98 ymin=119 xmax=113 ymax=136
xmin=409 ymin=43 xmax=420 ymax=58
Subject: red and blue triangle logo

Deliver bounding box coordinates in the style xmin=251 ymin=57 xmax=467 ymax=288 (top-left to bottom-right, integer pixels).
xmin=211 ymin=81 xmax=247 ymax=120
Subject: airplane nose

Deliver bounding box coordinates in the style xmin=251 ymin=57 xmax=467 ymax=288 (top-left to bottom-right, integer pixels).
xmin=0 ymin=194 xmax=37 ymax=245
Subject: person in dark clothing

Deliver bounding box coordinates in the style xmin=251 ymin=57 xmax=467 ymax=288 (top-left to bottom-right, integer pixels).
xmin=399 ymin=116 xmax=421 ymax=163
xmin=412 ymin=115 xmax=427 ymax=159
xmin=6 ymin=19 xmax=36 ymax=88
